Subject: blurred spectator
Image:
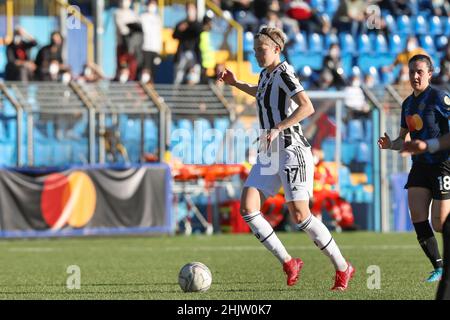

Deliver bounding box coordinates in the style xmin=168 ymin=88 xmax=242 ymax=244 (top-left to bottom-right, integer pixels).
xmin=77 ymin=62 xmax=105 ymax=83
xmin=319 ymin=43 xmax=347 ymax=89
xmin=262 ymin=9 xmax=284 ymax=30
xmin=384 ymin=36 xmax=428 ymax=72
xmin=199 ymin=14 xmax=216 ymax=84
xmin=273 ymin=0 xmax=300 ymax=36
xmin=285 ymin=0 xmax=330 ymax=34
xmin=5 ymin=27 xmax=37 ymax=81
xmin=260 ymin=9 xmax=297 ymax=64
xmin=35 ymin=31 xmax=70 ymax=81
xmin=232 ymin=0 xmax=259 ymax=33
xmin=434 ymin=43 xmax=450 ymax=84
xmin=344 ymin=75 xmax=369 ymax=113
xmin=253 ymin=0 xmax=271 ymax=21
xmin=114 ymin=0 xmax=140 ymax=80
xmin=140 ymin=0 xmax=162 ymax=84
xmin=332 ymin=0 xmax=367 ymax=37
xmin=376 ymin=0 xmax=413 ymax=17
xmin=419 ymin=0 xmax=450 ymax=16
xmin=173 ymin=2 xmax=202 ymax=85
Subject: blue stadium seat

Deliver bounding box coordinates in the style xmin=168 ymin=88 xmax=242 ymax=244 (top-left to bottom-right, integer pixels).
xmin=355 ymin=142 xmax=371 ymax=163
xmin=339 ymin=166 xmax=353 ymax=188
xmin=347 ymin=119 xmax=364 ymax=142
xmin=444 ymin=16 xmax=450 ymax=35
xmin=413 ymin=15 xmax=428 ymax=35
xmin=310 ymin=0 xmax=325 ymax=13
xmin=325 ymin=0 xmax=340 ymax=16
xmin=389 ymin=34 xmax=404 ymax=54
xmin=324 ymin=33 xmax=338 ymax=51
xmin=292 ymin=32 xmax=307 ymax=53
xmin=436 ymin=35 xmax=449 ymax=51
xmin=342 ymin=142 xmax=357 ymax=165
xmin=384 ymin=14 xmax=397 ymax=34
xmin=321 ymin=138 xmax=335 ymax=161
xmin=339 ymin=33 xmax=356 ymax=55
xmin=341 ymin=53 xmax=353 ymax=77
xmin=357 ymin=34 xmax=372 ymax=54
xmin=243 ymin=31 xmax=254 ymax=52
xmin=289 ymin=52 xmax=324 ymax=70
xmin=381 ymin=70 xmax=396 ymax=85
xmin=397 ymin=15 xmax=412 ymax=34
xmin=308 ymin=33 xmax=324 ymax=53
xmin=429 ymin=16 xmax=443 ymax=35
xmin=367 ymin=66 xmax=381 ymax=86
xmin=420 ymin=35 xmax=436 ymax=54
xmin=374 ymin=34 xmax=388 ymax=53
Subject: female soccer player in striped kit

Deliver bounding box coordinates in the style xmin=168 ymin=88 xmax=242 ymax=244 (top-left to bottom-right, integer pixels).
xmin=218 ymin=27 xmax=354 ymax=290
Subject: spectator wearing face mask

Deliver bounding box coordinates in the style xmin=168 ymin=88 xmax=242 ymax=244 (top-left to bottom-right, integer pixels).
xmin=114 ymin=0 xmax=140 ymax=81
xmin=383 ymin=36 xmax=428 ymax=72
xmin=35 ymin=31 xmax=70 ymax=81
xmin=344 ymin=75 xmax=369 ymax=113
xmin=5 ymin=26 xmax=37 ymax=81
xmin=140 ymin=0 xmax=162 ymax=84
xmin=319 ymin=43 xmax=347 ymax=89
xmin=172 ymin=2 xmax=202 ymax=85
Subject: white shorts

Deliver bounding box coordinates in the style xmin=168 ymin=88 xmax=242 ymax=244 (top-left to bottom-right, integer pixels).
xmin=244 ymin=144 xmax=314 ymax=202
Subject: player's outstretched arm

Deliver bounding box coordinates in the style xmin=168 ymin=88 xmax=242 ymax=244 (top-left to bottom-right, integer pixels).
xmin=378 ymin=127 xmax=409 ymax=151
xmin=401 ymin=133 xmax=450 ymax=155
xmin=217 ymin=68 xmax=257 ymax=97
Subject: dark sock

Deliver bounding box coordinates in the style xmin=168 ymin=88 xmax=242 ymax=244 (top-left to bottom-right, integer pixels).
xmin=436 ymin=215 xmax=450 ymax=300
xmin=413 ymin=221 xmax=443 ymax=269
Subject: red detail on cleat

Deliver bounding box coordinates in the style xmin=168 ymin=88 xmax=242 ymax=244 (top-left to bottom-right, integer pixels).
xmin=331 ymin=262 xmax=355 ymax=291
xmin=283 ymin=258 xmax=304 ymax=286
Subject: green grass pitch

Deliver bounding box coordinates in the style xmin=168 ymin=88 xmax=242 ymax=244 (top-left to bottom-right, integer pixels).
xmin=0 ymin=232 xmax=441 ymax=300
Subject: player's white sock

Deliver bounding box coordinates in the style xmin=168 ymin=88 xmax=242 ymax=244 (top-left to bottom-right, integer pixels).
xmin=298 ymin=214 xmax=348 ymax=271
xmin=243 ymin=211 xmax=290 ymax=264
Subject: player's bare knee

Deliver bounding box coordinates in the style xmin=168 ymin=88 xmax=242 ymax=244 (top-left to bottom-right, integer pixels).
xmin=240 ymin=206 xmax=258 ymax=217
xmin=291 ymin=209 xmax=311 ymax=224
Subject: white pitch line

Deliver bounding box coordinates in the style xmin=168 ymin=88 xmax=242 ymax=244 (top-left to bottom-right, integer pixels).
xmin=117 ymin=244 xmax=419 ymax=251
xmin=7 ymin=247 xmax=59 ymax=253
xmin=3 ymin=244 xmax=419 ymax=253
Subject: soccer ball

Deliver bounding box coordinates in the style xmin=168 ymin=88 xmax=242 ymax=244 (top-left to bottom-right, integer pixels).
xmin=178 ymin=262 xmax=212 ymax=292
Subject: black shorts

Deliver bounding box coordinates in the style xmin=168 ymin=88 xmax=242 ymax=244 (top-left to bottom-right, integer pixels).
xmin=405 ymin=160 xmax=450 ymax=200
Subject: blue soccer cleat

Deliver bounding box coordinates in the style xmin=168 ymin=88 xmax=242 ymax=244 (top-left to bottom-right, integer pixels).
xmin=426 ymin=268 xmax=443 ymax=283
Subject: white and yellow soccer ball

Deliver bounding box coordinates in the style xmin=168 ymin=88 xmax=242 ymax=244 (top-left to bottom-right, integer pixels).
xmin=178 ymin=262 xmax=212 ymax=292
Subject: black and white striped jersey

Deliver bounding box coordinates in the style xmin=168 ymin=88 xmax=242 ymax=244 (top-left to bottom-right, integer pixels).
xmin=255 ymin=61 xmax=308 ymax=149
